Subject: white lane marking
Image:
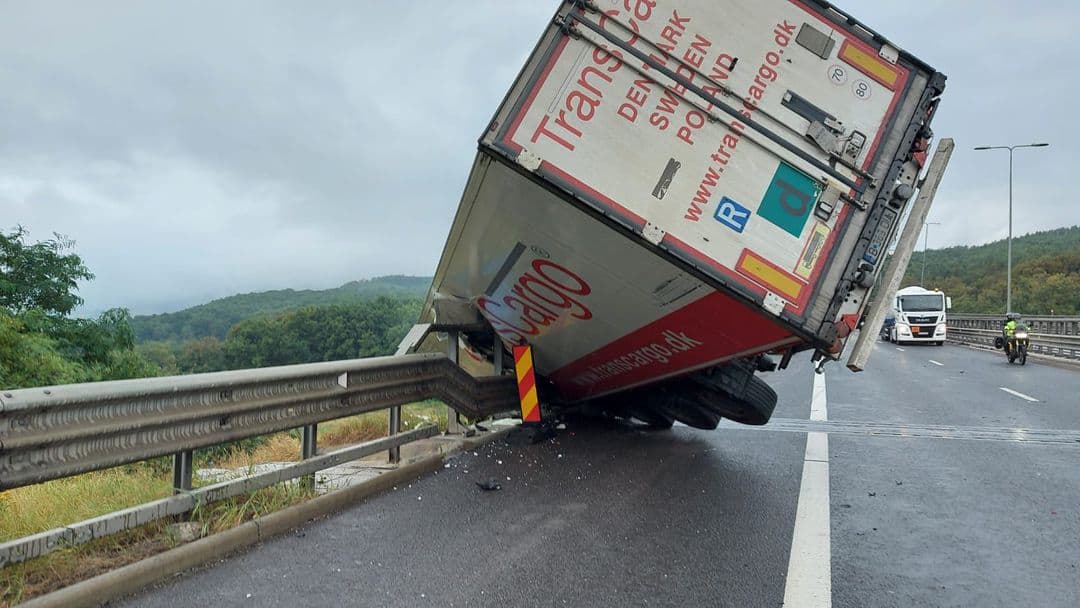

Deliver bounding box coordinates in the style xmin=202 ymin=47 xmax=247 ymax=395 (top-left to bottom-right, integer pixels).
xmin=783 ymin=372 xmax=832 ymax=608
xmin=810 ymin=371 xmax=828 ymax=422
xmin=929 ymin=360 xmax=944 ymax=366
xmin=895 ymin=347 xmax=905 ymax=352
xmin=999 ymin=387 xmax=1039 ymax=403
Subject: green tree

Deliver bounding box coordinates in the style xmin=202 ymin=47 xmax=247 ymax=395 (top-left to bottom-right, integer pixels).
xmin=131 ymin=276 xmax=430 ymax=342
xmin=136 ymin=341 xmax=180 ymax=375
xmin=0 ymin=228 xmax=165 ymax=388
xmin=0 ymin=311 xmax=88 ymax=388
xmin=176 ymin=337 xmax=226 ymax=373
xmin=0 ymin=226 xmax=94 ymax=316
xmin=221 ymin=297 xmax=421 ymax=370
xmin=901 ymin=226 xmax=1080 ymax=315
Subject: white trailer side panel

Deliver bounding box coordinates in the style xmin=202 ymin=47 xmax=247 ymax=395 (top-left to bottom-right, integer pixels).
xmin=429 ymin=155 xmax=799 ymax=401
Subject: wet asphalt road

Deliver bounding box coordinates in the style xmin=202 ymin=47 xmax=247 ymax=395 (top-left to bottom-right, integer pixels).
xmin=122 ymin=342 xmax=1080 ymax=607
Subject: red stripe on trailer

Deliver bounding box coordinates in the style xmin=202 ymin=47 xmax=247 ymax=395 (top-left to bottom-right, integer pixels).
xmin=549 ymin=290 xmax=799 ymax=402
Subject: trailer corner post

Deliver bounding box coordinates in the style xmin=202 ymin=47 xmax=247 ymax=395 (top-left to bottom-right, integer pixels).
xmin=493 ymin=342 xmax=505 ymax=375
xmin=445 ymin=330 xmax=467 ymax=435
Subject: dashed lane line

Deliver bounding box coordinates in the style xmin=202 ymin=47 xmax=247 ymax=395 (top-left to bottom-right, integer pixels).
xmin=929 ymin=360 xmax=944 ymax=366
xmin=999 ymin=387 xmax=1039 ymax=403
xmin=782 ymin=372 xmax=831 ymax=607
xmin=895 ymin=347 xmax=905 ymax=352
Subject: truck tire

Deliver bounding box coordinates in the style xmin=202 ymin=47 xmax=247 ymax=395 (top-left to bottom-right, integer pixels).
xmin=647 ymin=387 xmax=721 ymax=430
xmin=690 ymin=369 xmax=778 ymax=426
xmin=703 ymin=375 xmax=777 ymax=426
xmin=662 ymin=397 xmax=722 ymax=430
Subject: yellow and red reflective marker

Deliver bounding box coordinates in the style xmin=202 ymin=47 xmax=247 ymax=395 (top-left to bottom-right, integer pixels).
xmin=513 ymin=344 xmax=542 ymax=423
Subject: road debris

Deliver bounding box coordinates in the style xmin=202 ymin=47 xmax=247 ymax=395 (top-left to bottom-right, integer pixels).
xmin=476 ymin=479 xmax=502 ymax=491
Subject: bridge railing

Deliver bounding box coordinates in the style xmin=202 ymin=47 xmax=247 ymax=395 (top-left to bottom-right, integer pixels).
xmin=0 ymin=352 xmax=516 ymax=492
xmin=0 ymin=353 xmax=518 ymax=565
xmin=946 ymin=314 xmax=1080 ymax=361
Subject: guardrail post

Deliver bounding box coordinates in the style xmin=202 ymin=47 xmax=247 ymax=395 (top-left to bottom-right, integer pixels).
xmin=301 ymin=424 xmax=318 ymax=459
xmin=300 ymin=424 xmax=318 ymax=490
xmin=172 ymin=450 xmax=193 ymax=494
xmin=387 ymin=406 xmax=402 ymax=464
xmin=446 ymin=330 xmax=466 ymax=435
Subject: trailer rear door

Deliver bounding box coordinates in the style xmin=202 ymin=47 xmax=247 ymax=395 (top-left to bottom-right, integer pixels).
xmin=482 ymin=0 xmax=943 ymax=336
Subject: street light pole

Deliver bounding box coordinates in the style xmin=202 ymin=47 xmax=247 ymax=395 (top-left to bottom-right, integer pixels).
xmin=973 ymin=142 xmax=1049 ymax=313
xmin=920 ymin=221 xmax=940 ymax=285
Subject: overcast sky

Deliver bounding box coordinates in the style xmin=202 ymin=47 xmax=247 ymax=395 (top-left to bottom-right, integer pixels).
xmin=1 ymin=1 xmax=1076 ymax=315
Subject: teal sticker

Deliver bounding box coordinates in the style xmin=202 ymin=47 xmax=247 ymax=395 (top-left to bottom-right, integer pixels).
xmin=758 ymin=162 xmax=822 ymax=237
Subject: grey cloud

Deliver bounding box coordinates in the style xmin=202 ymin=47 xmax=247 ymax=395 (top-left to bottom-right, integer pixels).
xmin=1 ymin=1 xmax=1077 ymax=314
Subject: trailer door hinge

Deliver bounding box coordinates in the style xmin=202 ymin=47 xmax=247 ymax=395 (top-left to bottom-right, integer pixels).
xmin=879 ymin=44 xmax=899 ymax=65
xmin=763 ymin=292 xmax=786 ymax=316
xmin=642 ymin=222 xmax=666 ymax=245
xmin=516 ymin=149 xmax=543 ymax=172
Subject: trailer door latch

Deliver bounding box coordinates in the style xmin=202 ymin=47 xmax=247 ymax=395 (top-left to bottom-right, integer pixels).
xmin=814 ymin=184 xmax=844 ymax=221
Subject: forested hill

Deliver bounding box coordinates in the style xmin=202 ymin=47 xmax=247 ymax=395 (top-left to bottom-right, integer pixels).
xmin=133 ymin=275 xmax=431 ymax=342
xmin=901 ymin=226 xmax=1080 ymax=315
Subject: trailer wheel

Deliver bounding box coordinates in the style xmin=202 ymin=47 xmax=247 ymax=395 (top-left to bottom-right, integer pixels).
xmin=706 ymin=375 xmax=777 ymax=426
xmin=663 ymin=398 xmax=722 ymax=430
xmin=690 ymin=370 xmax=777 ymax=426
xmin=639 ymin=385 xmax=718 ymax=430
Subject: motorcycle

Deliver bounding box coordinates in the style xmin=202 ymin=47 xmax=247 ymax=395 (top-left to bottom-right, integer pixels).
xmin=995 ymin=325 xmax=1030 ymax=365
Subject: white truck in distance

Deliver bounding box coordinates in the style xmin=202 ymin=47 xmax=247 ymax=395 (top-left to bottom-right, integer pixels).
xmin=887 ymin=286 xmax=951 ymax=345
xmin=416 ymin=0 xmax=948 ymax=429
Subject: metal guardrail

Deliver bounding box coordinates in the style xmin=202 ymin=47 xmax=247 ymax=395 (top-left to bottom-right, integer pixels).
xmin=0 ymin=353 xmax=518 ymax=491
xmin=947 ymin=315 xmax=1080 ymax=361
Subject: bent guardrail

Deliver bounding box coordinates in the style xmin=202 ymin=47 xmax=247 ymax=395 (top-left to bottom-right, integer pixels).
xmin=946 ymin=314 xmax=1080 ymax=361
xmin=0 ymin=353 xmax=518 ymax=491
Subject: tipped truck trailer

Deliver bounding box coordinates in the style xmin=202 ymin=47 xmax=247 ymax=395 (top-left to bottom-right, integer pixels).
xmin=417 ymin=0 xmax=947 ymax=428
